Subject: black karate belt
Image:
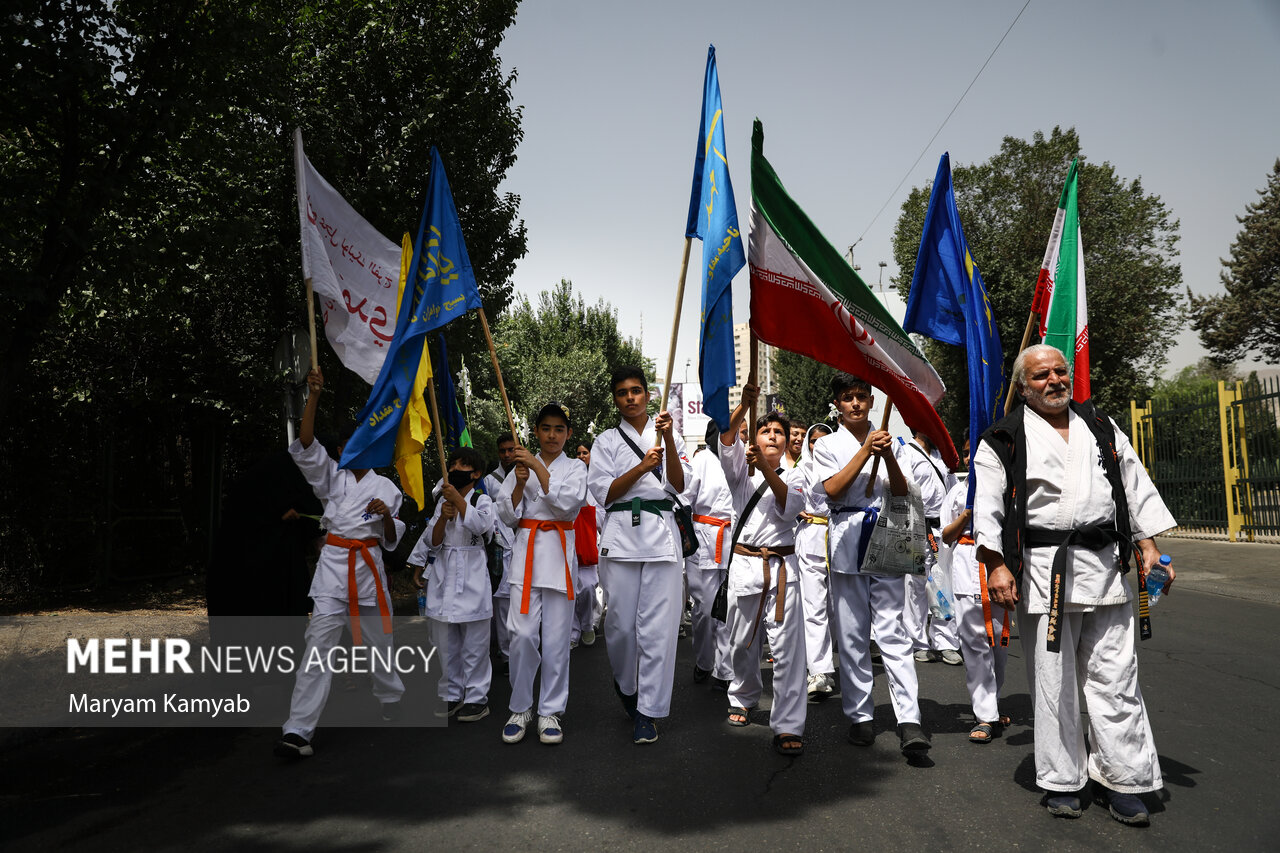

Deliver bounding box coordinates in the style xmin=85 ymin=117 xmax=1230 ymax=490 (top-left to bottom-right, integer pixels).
xmin=606 ymin=498 xmax=673 ymax=527
xmin=1026 ymin=524 xmax=1129 ymax=653
xmin=925 ymin=515 xmax=941 ymax=529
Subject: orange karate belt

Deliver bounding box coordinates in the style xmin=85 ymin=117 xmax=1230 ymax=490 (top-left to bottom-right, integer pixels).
xmin=693 ymin=514 xmax=731 ymax=563
xmin=324 ymin=532 xmax=393 ymax=646
xmin=516 ymin=519 xmax=576 ymax=615
xmin=960 ymin=533 xmax=1011 ymax=649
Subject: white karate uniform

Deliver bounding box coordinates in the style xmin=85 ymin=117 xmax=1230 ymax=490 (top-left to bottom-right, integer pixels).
xmin=941 ymin=479 xmax=1008 ymax=724
xmin=497 ymin=451 xmax=587 ymax=717
xmin=283 ymin=439 xmax=405 ymax=741
xmin=483 ymin=468 xmax=517 ymax=661
xmin=588 ymin=418 xmax=693 ymax=719
xmin=720 ymin=436 xmax=808 ymax=736
xmin=896 ymin=438 xmax=960 ymax=653
xmin=812 ymin=427 xmax=922 ymax=726
xmin=795 ymin=425 xmax=835 ymax=677
xmin=409 ymin=490 xmax=494 ymax=704
xmin=683 ymin=447 xmax=734 ymax=680
xmin=974 ymin=405 xmax=1176 ymax=794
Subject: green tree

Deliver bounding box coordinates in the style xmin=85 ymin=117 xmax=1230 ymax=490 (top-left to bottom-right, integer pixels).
xmin=0 ymin=1 xmax=527 ymax=589
xmin=1191 ymin=158 xmax=1280 ymax=365
xmin=772 ymin=349 xmax=838 ymax=426
xmin=486 ymin=280 xmax=650 ymax=444
xmin=891 ymin=127 xmax=1183 ymax=431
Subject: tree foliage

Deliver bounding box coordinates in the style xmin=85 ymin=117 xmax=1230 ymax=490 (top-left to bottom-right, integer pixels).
xmin=892 ymin=128 xmax=1183 ymax=430
xmin=1191 ymin=158 xmax=1280 ymax=365
xmin=484 ymin=280 xmax=650 ymax=445
xmin=0 ymin=0 xmax=527 ymax=591
xmin=772 ymin=349 xmax=838 ymax=427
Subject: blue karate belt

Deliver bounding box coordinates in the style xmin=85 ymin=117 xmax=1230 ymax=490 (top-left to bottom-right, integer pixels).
xmin=831 ymin=505 xmax=880 ymax=570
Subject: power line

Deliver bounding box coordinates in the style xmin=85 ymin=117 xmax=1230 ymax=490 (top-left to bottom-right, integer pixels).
xmin=854 ymin=0 xmax=1033 ymax=247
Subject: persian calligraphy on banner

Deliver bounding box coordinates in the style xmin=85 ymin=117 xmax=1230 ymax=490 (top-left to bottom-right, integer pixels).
xmin=294 ymin=128 xmax=401 ymax=385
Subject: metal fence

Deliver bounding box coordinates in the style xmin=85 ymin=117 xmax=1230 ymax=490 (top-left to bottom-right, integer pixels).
xmin=1131 ymin=376 xmax=1280 ymax=541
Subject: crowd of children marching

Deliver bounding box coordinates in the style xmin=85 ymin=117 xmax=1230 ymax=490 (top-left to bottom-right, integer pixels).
xmin=274 ymin=365 xmax=1008 ymax=760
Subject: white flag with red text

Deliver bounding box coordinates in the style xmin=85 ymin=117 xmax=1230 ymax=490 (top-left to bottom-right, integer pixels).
xmin=294 ymin=128 xmax=401 ymax=384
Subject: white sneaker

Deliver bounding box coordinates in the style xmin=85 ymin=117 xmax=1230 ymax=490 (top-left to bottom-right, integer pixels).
xmin=502 ymin=710 xmax=534 ymax=744
xmin=538 ymin=714 xmax=564 ymax=744
xmin=940 ymin=649 xmax=963 ymax=666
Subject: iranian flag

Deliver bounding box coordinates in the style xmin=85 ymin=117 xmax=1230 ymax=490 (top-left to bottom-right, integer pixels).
xmin=747 ymin=120 xmax=958 ymax=469
xmin=1033 ymin=158 xmax=1090 ymax=402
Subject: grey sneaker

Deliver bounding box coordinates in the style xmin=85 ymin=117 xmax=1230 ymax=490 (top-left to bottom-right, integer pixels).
xmin=940 ymin=649 xmax=963 ymax=666
xmin=914 ymin=649 xmax=941 ymax=663
xmin=581 ymin=628 xmax=596 ymax=646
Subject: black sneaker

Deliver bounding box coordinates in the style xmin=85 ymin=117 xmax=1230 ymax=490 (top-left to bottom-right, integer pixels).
xmin=898 ymin=723 xmax=931 ymax=754
xmin=1101 ymin=788 xmax=1150 ymax=826
xmin=456 ymin=703 xmax=490 ymax=723
xmin=434 ymin=700 xmax=462 ymax=719
xmin=613 ymin=680 xmax=638 ymax=720
xmin=381 ymin=701 xmax=402 ymax=722
xmin=1045 ymin=793 xmax=1083 ymax=818
xmin=693 ymin=665 xmax=711 ymax=684
xmin=709 ymin=676 xmax=730 ymax=693
xmin=274 ymin=732 xmax=313 ymax=759
xmin=848 ymin=720 xmax=875 ymax=746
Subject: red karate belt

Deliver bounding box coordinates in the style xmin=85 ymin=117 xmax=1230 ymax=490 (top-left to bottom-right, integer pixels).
xmin=324 ymin=532 xmax=393 ymax=645
xmin=962 ymin=534 xmax=1010 ymax=649
xmin=693 ymin=514 xmax=731 ymax=563
xmin=516 ymin=519 xmax=576 ymax=615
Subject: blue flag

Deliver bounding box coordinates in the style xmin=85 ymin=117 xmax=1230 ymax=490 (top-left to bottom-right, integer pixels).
xmin=903 ymin=153 xmax=1005 ymax=503
xmin=434 ymin=334 xmax=472 ymax=451
xmin=341 ymin=147 xmax=481 ymax=469
xmin=685 ymin=45 xmax=744 ymax=432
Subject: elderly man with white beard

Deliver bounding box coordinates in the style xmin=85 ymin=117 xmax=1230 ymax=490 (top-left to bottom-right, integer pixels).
xmin=973 ymin=344 xmax=1177 ymax=827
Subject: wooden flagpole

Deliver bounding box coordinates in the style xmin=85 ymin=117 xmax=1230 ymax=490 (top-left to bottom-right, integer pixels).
xmin=1003 ymin=308 xmax=1040 ymax=415
xmin=656 ymin=237 xmax=694 ymax=447
xmin=423 ymin=353 xmax=449 ymax=481
xmin=304 ymin=277 xmax=319 ymax=369
xmin=864 ymin=400 xmax=895 ymax=498
xmin=477 ymin=307 xmax=521 ymax=446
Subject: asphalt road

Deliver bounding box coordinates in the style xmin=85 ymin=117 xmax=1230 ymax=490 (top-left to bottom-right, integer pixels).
xmin=3 ymin=562 xmax=1278 ymax=852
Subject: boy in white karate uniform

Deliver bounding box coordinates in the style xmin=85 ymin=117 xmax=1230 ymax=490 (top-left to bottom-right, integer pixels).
xmin=409 ymin=447 xmax=494 ymax=723
xmin=811 ymin=373 xmax=930 ymax=757
xmin=684 ymin=421 xmax=735 ymax=688
xmin=588 ymin=366 xmax=691 ymax=745
xmin=276 ymin=367 xmax=404 ymax=760
xmin=896 ymin=430 xmax=961 ymax=664
xmin=795 ymin=422 xmax=836 ymax=701
xmin=483 ymin=434 xmax=519 ymax=674
xmin=719 ymin=383 xmax=808 ymax=756
xmin=496 ymin=403 xmax=588 ymax=745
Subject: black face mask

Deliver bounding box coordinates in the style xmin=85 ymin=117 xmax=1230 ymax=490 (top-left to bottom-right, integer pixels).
xmin=447 ymin=470 xmax=476 ymax=491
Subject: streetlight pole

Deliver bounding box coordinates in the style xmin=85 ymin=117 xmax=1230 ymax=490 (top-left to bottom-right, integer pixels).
xmin=878 ymin=261 xmax=887 ymax=290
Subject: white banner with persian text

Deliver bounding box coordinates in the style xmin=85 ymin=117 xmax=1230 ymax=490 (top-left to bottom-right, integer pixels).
xmin=294 ymin=129 xmax=402 ymax=385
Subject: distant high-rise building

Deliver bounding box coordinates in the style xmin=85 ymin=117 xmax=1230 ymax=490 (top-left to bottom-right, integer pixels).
xmin=729 ymin=322 xmax=776 ymax=411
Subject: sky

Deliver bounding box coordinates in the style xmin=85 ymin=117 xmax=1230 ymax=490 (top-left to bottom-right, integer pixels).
xmin=495 ymin=0 xmax=1280 ymax=392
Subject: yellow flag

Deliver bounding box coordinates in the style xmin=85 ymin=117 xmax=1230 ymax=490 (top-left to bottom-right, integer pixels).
xmin=393 ymin=233 xmax=433 ymax=511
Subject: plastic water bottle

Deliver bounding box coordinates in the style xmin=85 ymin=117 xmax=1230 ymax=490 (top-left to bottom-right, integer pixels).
xmin=926 ymin=573 xmax=955 ymax=621
xmin=1146 ymin=555 xmax=1172 ymax=606
xmin=417 ymin=585 xmax=426 ymax=617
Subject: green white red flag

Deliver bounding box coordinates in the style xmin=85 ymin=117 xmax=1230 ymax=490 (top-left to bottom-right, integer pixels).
xmin=747 ymin=120 xmax=958 ymax=469
xmin=1033 ymin=158 xmax=1090 ymax=401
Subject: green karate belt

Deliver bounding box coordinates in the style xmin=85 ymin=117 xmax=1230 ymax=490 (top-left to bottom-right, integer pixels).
xmin=606 ymin=498 xmax=674 ymax=527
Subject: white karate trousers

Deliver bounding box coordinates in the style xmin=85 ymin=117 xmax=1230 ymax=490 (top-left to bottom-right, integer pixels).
xmin=726 ymin=571 xmax=808 ymax=736
xmin=686 ymin=559 xmax=732 ymax=679
xmin=599 ymin=557 xmax=683 ymax=718
xmin=829 ymin=572 xmax=921 ymax=725
xmin=953 ymin=593 xmax=1008 ymax=723
xmin=431 ymin=618 xmax=492 ymax=705
xmin=1020 ymin=603 xmax=1163 ymax=794
xmin=507 ymin=586 xmax=574 ymax=717
xmin=795 ymin=522 xmax=835 ymax=676
xmin=283 ymin=595 xmax=404 ymax=741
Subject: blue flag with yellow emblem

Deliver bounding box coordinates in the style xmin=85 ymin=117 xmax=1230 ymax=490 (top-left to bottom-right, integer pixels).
xmin=903 ymin=153 xmax=1004 ymax=502
xmin=341 ymin=147 xmax=481 ymax=469
xmin=685 ymin=45 xmax=744 ymax=432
